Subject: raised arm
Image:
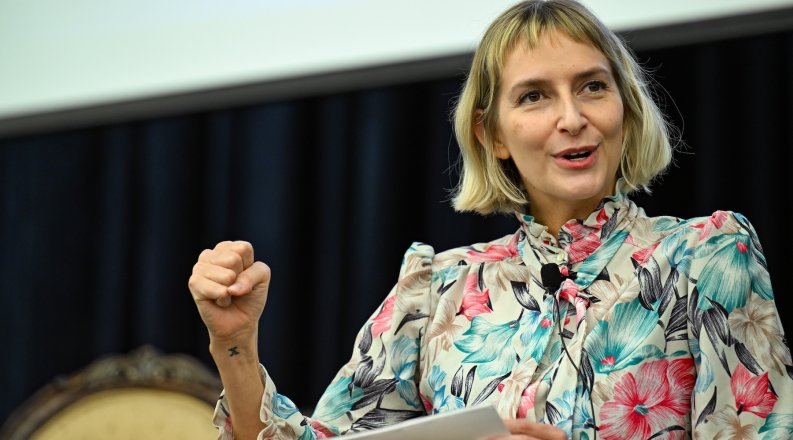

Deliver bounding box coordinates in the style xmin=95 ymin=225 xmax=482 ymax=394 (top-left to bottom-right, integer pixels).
xmin=188 ymin=240 xmax=270 ymax=440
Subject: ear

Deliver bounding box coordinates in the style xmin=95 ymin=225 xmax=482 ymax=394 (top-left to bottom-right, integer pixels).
xmin=474 ymin=110 xmax=511 ymax=160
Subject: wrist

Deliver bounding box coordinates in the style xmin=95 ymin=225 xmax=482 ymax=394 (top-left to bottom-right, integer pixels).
xmin=209 ymin=332 xmax=259 ymax=363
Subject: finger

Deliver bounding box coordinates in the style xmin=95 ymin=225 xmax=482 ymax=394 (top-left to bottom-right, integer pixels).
xmin=194 ymin=262 xmax=238 ymax=287
xmin=486 ymin=435 xmax=538 ymax=440
xmin=188 ymin=275 xmax=230 ymax=302
xmin=209 ymin=249 xmax=245 ymax=274
xmin=228 ymin=261 xmax=270 ymax=296
xmin=503 ymin=420 xmax=567 ymax=439
xmin=213 ymin=240 xmax=254 ymax=269
xmin=227 ymin=240 xmax=254 ymax=269
xmin=215 ymin=296 xmax=231 ymax=308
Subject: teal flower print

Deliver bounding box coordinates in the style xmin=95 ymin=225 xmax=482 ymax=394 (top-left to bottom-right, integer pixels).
xmin=390 ymin=336 xmax=421 ymax=408
xmin=426 ymin=365 xmax=465 ymax=413
xmin=697 ymin=234 xmax=751 ymax=312
xmin=517 ymin=307 xmax=555 ymax=363
xmin=585 ymin=299 xmax=663 ymax=374
xmin=312 ymin=376 xmax=364 ymax=421
xmin=759 ymin=413 xmax=793 ymax=440
xmin=272 ymin=392 xmax=301 ymax=420
xmin=454 ymin=315 xmax=521 ymax=378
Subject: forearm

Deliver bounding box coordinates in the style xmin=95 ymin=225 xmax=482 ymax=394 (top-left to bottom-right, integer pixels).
xmin=210 ymin=333 xmax=266 ymax=440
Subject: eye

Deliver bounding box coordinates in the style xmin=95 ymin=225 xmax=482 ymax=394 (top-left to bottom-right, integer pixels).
xmin=583 ymin=80 xmax=608 ymax=93
xmin=519 ymin=90 xmax=543 ymax=104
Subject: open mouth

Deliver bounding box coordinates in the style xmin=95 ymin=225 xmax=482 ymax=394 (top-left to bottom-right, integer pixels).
xmin=562 ymin=150 xmax=593 ymax=161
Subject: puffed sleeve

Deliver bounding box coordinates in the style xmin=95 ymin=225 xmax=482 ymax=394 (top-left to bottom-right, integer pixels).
xmin=687 ymin=212 xmax=793 ymax=439
xmin=212 ymin=243 xmax=435 ymax=439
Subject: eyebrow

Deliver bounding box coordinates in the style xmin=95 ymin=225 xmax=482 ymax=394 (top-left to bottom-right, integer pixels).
xmin=507 ymin=66 xmax=613 ymax=98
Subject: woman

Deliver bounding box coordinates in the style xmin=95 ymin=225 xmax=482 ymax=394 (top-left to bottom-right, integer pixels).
xmin=189 ymin=1 xmax=793 ymax=439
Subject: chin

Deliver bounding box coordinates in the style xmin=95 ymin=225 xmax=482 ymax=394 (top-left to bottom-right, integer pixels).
xmin=561 ymin=174 xmax=615 ymax=199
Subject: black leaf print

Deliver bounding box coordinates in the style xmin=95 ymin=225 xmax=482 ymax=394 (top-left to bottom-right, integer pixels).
xmin=735 ymin=342 xmax=763 ymax=375
xmin=512 ymin=281 xmax=540 ymax=311
xmin=600 ymin=207 xmax=619 ymax=240
xmin=594 ymin=266 xmax=610 ymax=282
xmin=546 ymin=402 xmax=562 ymax=425
xmin=353 ymin=346 xmax=387 ymax=389
xmin=478 ymin=263 xmax=485 ymax=291
xmin=695 ymin=387 xmax=717 ymax=427
xmin=688 ymin=287 xmax=704 ymax=340
xmin=359 ymin=322 xmax=374 ymax=354
xmin=395 ymin=312 xmax=429 ymax=334
xmin=451 ymin=366 xmax=464 ymax=397
xmin=438 ymin=279 xmax=457 ymax=295
xmin=648 ymin=425 xmax=686 ymax=439
xmin=637 ymin=258 xmax=662 ymax=310
xmin=657 ymin=268 xmax=679 ymax=317
xmin=464 ymin=366 xmax=476 ymax=405
xmin=665 ymin=297 xmax=688 ymax=341
xmin=351 ymin=378 xmax=399 ymax=411
xmin=716 ymin=349 xmax=730 ymax=375
xmin=579 ymin=349 xmax=595 ymax=395
xmin=471 ymin=372 xmax=511 ymax=406
xmin=352 ymin=356 xmax=373 ymax=389
xmin=348 ymin=408 xmax=424 ymax=431
xmin=558 ymin=229 xmax=573 ymax=247
xmin=703 ymin=299 xmax=734 ymax=346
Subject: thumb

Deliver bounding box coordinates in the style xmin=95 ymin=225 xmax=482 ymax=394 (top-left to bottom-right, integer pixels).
xmin=227 ymin=261 xmax=271 ymax=296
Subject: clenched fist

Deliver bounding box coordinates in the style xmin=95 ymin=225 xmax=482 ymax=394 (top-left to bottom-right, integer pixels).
xmin=188 ymin=240 xmax=270 ymax=343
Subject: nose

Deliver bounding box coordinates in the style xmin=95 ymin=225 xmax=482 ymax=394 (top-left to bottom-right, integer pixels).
xmin=556 ymin=96 xmax=587 ymax=136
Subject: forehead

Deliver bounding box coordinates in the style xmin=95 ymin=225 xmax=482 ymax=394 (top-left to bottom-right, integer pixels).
xmin=500 ymin=30 xmax=611 ymax=80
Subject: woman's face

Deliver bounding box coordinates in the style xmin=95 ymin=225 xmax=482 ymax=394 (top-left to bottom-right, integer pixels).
xmin=487 ymin=30 xmax=624 ymax=214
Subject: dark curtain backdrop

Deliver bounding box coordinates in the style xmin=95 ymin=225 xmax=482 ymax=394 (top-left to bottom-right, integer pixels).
xmin=2 ymin=30 xmax=792 ymax=424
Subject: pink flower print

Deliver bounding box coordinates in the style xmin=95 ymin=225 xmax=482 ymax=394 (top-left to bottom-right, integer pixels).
xmin=307 ymin=418 xmax=336 ymax=438
xmin=467 ymin=234 xmax=520 ymax=262
xmin=595 ymin=207 xmax=610 ymax=225
xmin=419 ymin=391 xmax=433 ymax=414
xmin=694 ymin=210 xmax=730 ymax=241
xmin=565 ymin=222 xmax=602 ymax=263
xmin=558 ymin=279 xmax=587 ymax=324
xmin=459 ymin=272 xmax=492 ymax=321
xmin=731 ymin=363 xmax=778 ymax=418
xmin=371 ymin=295 xmax=396 ymax=338
xmin=497 ymin=381 xmax=539 ymax=418
xmin=631 ymin=242 xmax=659 ymax=265
xmin=600 ymin=358 xmax=694 ymax=440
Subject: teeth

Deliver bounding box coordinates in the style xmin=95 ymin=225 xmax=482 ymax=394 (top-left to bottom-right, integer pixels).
xmin=564 ymin=151 xmax=590 ymax=160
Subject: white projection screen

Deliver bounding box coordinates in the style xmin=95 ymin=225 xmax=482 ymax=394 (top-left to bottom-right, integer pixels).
xmin=0 ymin=0 xmax=791 ymax=131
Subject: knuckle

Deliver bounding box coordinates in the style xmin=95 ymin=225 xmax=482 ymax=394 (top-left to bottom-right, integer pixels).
xmin=219 ymin=269 xmax=237 ymax=285
xmin=212 ymin=252 xmax=242 ymax=269
xmin=198 ymin=249 xmax=213 ymax=262
xmin=187 ymin=274 xmax=198 ymax=290
xmin=214 ymin=240 xmax=233 ymax=251
xmin=231 ymin=240 xmax=252 ymax=252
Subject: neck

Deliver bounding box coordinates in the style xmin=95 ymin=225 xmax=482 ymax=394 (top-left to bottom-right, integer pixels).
xmin=529 ymin=196 xmax=608 ymax=237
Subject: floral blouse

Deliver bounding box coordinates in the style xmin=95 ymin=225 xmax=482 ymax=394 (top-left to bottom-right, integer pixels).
xmin=213 ymin=189 xmax=793 ymax=440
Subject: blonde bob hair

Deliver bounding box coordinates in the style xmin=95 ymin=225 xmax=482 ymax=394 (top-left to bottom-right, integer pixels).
xmin=452 ymin=0 xmax=675 ymax=214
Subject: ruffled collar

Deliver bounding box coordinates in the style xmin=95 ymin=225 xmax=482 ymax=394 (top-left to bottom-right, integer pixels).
xmin=515 ymin=179 xmax=637 ymax=265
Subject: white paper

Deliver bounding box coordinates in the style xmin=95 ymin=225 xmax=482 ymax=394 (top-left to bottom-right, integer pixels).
xmin=339 ymin=405 xmax=509 ymax=440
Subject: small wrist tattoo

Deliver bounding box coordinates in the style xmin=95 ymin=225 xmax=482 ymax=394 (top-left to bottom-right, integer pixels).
xmin=228 ymin=346 xmax=240 ymax=357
